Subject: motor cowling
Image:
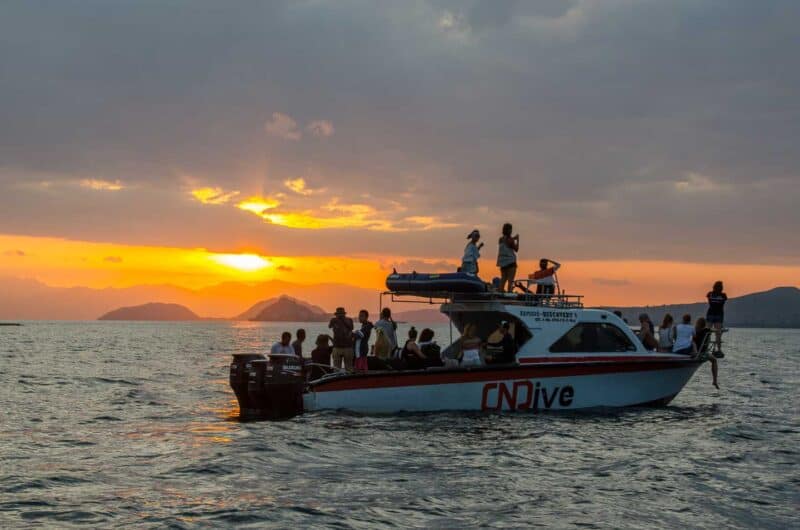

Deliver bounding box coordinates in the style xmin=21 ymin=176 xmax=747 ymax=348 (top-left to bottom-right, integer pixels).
xmin=242 ymin=359 xmax=305 ymax=420
xmin=230 ymin=353 xmax=266 ymax=412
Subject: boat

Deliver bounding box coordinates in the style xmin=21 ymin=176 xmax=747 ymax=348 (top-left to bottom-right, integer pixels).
xmin=229 ymin=273 xmax=711 ymax=419
xmin=385 ymin=271 xmax=487 ymax=294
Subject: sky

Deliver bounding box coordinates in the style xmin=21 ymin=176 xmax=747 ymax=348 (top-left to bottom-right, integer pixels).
xmin=1 ymin=0 xmax=799 ymax=314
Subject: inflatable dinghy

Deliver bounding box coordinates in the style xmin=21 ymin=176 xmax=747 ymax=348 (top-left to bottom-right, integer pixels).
xmin=385 ymin=272 xmax=487 ymax=294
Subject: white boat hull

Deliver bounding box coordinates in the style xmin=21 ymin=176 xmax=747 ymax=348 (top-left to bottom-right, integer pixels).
xmin=304 ymin=359 xmax=703 ymax=413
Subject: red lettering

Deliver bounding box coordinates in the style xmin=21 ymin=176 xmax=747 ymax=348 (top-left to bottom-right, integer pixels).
xmin=498 ymin=383 xmax=515 ymax=410
xmin=481 ymin=383 xmax=498 ymax=411
xmin=513 ymin=381 xmax=534 ymax=410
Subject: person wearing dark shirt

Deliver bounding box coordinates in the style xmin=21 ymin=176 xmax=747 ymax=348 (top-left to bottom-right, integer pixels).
xmin=418 ymin=328 xmax=443 ymax=368
xmin=353 ymin=309 xmax=373 ymax=372
xmin=292 ymin=328 xmax=306 ymax=357
xmin=311 ymin=334 xmax=332 ymax=364
xmin=309 ymin=334 xmax=333 ymax=380
xmin=706 ymin=281 xmax=727 ymax=352
xmin=485 ymin=322 xmax=518 ymax=364
xmin=401 ymin=327 xmax=427 ymax=370
xmin=638 ymin=313 xmax=658 ymax=351
xmin=328 ymin=307 xmax=355 ymax=372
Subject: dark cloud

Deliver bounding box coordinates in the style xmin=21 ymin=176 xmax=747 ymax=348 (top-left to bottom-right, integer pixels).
xmin=0 ymin=0 xmax=798 ymax=263
xmin=104 ymin=256 xmax=123 ymax=263
xmin=2 ymin=250 xmax=26 ymax=257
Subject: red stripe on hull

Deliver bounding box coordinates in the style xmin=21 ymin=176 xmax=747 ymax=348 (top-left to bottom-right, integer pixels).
xmin=311 ymin=360 xmax=701 ymax=392
xmin=518 ymin=356 xmax=682 ymax=364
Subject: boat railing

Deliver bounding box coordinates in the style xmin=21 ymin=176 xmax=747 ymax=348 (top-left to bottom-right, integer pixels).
xmin=381 ymin=289 xmax=584 ymax=309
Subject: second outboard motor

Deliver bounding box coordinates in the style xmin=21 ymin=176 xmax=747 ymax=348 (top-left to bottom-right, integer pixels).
xmin=230 ymin=353 xmax=265 ymax=412
xmin=243 ymin=359 xmax=304 ymax=420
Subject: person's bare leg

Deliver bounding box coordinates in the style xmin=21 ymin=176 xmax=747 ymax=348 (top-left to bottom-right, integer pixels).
xmin=710 ymin=357 xmax=719 ymax=389
xmin=713 ymin=322 xmax=722 ymax=349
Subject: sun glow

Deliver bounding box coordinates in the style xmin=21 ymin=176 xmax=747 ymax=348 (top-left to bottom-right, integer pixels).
xmin=210 ymin=253 xmax=272 ymax=272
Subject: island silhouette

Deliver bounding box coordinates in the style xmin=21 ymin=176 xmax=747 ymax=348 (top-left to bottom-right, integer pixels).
xmin=93 ymin=286 xmax=800 ymax=326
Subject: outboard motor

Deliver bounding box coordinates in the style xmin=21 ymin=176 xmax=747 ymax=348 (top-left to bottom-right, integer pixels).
xmin=230 ymin=353 xmax=265 ymax=412
xmin=240 ymin=358 xmax=305 ymax=420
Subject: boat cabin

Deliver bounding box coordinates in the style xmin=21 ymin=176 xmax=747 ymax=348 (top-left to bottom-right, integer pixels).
xmin=383 ymin=274 xmax=661 ymax=365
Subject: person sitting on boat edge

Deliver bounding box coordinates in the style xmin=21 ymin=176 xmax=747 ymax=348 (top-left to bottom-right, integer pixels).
xmin=401 ymin=327 xmax=427 ymax=370
xmin=530 ymin=258 xmax=561 ymax=296
xmin=329 ymin=307 xmax=355 ymax=372
xmin=461 ymin=229 xmax=483 ymax=275
xmin=484 ymin=321 xmax=517 ymax=365
xmin=353 ymin=309 xmax=373 ymax=373
xmin=694 ymin=317 xmax=720 ymax=389
xmin=706 ymin=280 xmax=727 ymax=352
xmin=672 ymin=314 xmax=697 ymax=356
xmin=658 ymin=314 xmax=675 ymax=352
xmin=292 ymin=328 xmax=306 ymax=357
xmin=374 ymin=307 xmax=399 ymax=356
xmin=637 ymin=313 xmax=658 ymax=351
xmin=496 ymin=223 xmax=519 ymax=292
xmin=418 ymin=328 xmax=443 ymax=368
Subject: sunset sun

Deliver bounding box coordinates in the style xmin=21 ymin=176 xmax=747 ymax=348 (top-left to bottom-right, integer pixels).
xmin=211 ymin=253 xmax=272 ymax=272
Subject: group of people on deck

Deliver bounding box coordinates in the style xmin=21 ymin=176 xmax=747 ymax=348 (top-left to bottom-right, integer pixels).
xmin=267 ymin=224 xmax=726 ymax=388
xmin=269 ymin=306 xmax=519 ymax=375
xmin=634 ymin=280 xmax=727 ymax=388
xmin=460 ymin=223 xmax=560 ymax=294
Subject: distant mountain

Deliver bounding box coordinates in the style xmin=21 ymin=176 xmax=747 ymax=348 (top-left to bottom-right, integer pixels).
xmin=0 ymin=276 xmax=382 ymax=320
xmin=250 ymin=296 xmax=330 ymax=322
xmin=604 ymin=287 xmax=800 ymax=328
xmin=98 ymin=302 xmax=199 ymax=321
xmin=236 ymin=295 xmax=327 ymax=321
xmin=394 ymin=308 xmax=449 ymax=323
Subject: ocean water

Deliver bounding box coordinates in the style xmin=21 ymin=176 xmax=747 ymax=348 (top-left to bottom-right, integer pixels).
xmin=0 ymin=322 xmax=797 ymax=528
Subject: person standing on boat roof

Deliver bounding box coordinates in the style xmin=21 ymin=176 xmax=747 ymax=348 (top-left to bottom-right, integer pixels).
xmin=329 ymin=307 xmax=355 ymax=371
xmin=496 ymin=223 xmax=519 ymax=292
xmin=461 ymin=229 xmax=483 ymax=275
xmin=374 ymin=307 xmax=398 ymax=355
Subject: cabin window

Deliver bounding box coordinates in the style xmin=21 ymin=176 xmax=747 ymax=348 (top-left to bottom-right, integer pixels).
xmin=549 ymin=323 xmax=637 ymax=353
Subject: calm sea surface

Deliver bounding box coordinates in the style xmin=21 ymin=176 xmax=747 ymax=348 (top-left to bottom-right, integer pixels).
xmin=1 ymin=322 xmax=798 ymax=528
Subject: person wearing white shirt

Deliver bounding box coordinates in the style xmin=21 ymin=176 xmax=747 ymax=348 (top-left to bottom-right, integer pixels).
xmin=270 ymin=331 xmax=296 ymax=356
xmin=461 ymin=229 xmax=484 ymax=275
xmin=672 ymin=314 xmax=697 ymax=355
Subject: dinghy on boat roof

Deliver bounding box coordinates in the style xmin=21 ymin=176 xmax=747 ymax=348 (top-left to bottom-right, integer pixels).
xmin=229 ymin=270 xmax=709 ymax=420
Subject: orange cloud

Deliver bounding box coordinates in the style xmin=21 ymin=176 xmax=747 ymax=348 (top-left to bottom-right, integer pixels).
xmin=191 ymin=187 xmax=240 ymax=205
xmin=236 ymin=196 xmax=282 ymax=215
xmin=284 ymin=177 xmax=324 ymax=196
